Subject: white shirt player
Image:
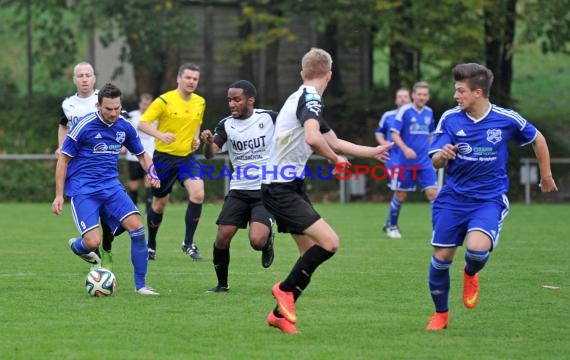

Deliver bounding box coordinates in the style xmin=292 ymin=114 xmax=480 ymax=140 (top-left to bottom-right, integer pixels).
xmin=263 ymin=85 xmax=331 ymax=183
xmin=213 ymin=109 xmax=277 ymax=190
xmin=126 ymin=110 xmax=156 ymax=162
xmin=60 ymin=90 xmax=99 ymax=129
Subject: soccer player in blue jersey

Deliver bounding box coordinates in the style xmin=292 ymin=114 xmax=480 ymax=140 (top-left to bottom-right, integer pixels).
xmin=384 ymin=82 xmax=438 ymax=239
xmin=375 ymin=88 xmax=411 ymax=231
xmin=425 ymin=63 xmax=558 ymax=331
xmin=56 ymin=62 xmax=116 ymax=270
xmin=52 ymin=83 xmax=161 ymax=296
xmin=375 ymin=88 xmax=411 ymax=148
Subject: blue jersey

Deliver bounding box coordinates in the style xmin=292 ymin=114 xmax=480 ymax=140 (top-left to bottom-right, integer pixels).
xmin=391 ymin=103 xmax=435 ymax=167
xmin=429 ymin=104 xmax=538 ymax=200
xmin=376 ymin=109 xmax=400 ymax=167
xmin=375 ymin=109 xmax=398 ymax=140
xmin=61 ymin=112 xmax=144 ymax=197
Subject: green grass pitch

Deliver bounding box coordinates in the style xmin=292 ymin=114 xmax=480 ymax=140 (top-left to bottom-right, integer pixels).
xmin=0 ymin=202 xmax=568 ymax=359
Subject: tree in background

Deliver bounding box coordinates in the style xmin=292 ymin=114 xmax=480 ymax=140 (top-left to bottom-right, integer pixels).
xmin=73 ymin=0 xmax=194 ymax=97
xmin=4 ymin=0 xmax=82 ymax=97
xmin=221 ymin=1 xmax=295 ymax=107
xmin=484 ymin=0 xmax=517 ymax=107
xmin=521 ymin=0 xmax=570 ymax=54
xmin=2 ymin=0 xmax=194 ymax=98
xmin=3 ymin=0 xmax=568 ymax=109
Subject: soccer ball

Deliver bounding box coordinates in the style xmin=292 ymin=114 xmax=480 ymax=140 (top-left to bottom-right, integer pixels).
xmin=85 ymin=268 xmax=117 ymax=297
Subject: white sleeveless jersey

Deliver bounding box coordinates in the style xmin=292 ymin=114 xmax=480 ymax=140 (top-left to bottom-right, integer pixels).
xmin=60 ymin=90 xmax=99 ymax=129
xmin=263 ymin=85 xmax=331 ymax=183
xmin=212 ymin=109 xmax=277 ymax=190
xmin=125 ymin=109 xmax=156 ymax=162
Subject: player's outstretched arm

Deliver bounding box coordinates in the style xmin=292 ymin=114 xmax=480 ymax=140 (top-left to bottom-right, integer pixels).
xmin=532 ymin=131 xmax=558 ymax=192
xmin=323 ymin=130 xmax=391 ymax=161
xmin=305 ymin=119 xmax=339 ymax=164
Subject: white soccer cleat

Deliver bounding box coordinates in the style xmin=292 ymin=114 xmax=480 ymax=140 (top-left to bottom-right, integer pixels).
xmin=386 ymin=226 xmax=402 ymax=239
xmin=136 ymin=286 xmax=160 ymax=296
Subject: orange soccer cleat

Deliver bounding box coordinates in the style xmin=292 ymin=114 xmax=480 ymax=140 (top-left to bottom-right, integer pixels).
xmin=463 ymin=267 xmax=480 ymax=309
xmin=426 ymin=311 xmax=449 ymax=331
xmin=267 ymin=311 xmax=298 ymax=334
xmin=272 ymin=282 xmax=297 ymax=324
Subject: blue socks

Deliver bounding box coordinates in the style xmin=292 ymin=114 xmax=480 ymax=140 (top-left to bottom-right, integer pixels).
xmin=429 ymin=255 xmax=452 ymax=313
xmin=465 ymin=249 xmax=490 ymax=276
xmin=388 ymin=195 xmax=401 ymax=226
xmin=129 ymin=227 xmax=148 ymax=290
xmin=70 ymin=237 xmax=91 ymax=254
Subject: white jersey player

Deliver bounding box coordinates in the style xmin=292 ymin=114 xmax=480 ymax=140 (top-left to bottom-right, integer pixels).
xmin=200 ymin=80 xmax=277 ymax=293
xmin=125 ymin=94 xmax=156 ymax=213
xmin=57 ymin=62 xmax=98 ymax=156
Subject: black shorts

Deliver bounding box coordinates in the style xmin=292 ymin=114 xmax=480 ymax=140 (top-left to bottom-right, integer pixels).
xmin=217 ymin=190 xmax=273 ymax=228
xmin=261 ymin=179 xmax=321 ymax=235
xmin=151 ymin=151 xmax=201 ymax=198
xmin=127 ymin=160 xmax=145 ymax=181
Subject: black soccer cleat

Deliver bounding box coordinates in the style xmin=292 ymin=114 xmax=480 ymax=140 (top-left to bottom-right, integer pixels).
xmin=206 ymin=285 xmax=230 ymax=293
xmin=261 ymin=231 xmax=275 ymax=268
xmin=182 ymin=243 xmax=203 ymax=261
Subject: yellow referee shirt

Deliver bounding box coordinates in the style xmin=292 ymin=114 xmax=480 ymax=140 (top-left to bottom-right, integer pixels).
xmin=141 ymin=89 xmax=205 ymax=157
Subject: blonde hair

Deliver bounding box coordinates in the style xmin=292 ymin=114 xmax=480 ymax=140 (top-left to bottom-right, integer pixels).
xmin=301 ymin=48 xmax=332 ymax=80
xmin=413 ymin=81 xmax=429 ymax=93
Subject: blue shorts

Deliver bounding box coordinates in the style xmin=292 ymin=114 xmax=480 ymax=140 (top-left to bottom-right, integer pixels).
xmin=431 ymin=190 xmax=510 ymax=249
xmin=390 ymin=165 xmax=438 ymax=191
xmin=70 ymin=188 xmax=139 ymax=236
xmin=151 ymin=151 xmax=201 ymax=198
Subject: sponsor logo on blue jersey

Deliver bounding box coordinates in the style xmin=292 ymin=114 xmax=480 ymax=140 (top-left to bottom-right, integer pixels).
xmin=457 ymin=143 xmax=472 ymax=154
xmin=93 ymin=143 xmax=122 ymax=154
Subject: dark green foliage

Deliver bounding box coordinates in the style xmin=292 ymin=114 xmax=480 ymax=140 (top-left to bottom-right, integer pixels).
xmin=0 ymin=161 xmax=54 ymax=202
xmin=521 ymin=0 xmax=570 ymax=54
xmin=28 ymin=2 xmax=81 ymax=81
xmin=0 ymin=95 xmax=60 ymax=154
xmin=72 ymin=0 xmax=195 ymax=95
